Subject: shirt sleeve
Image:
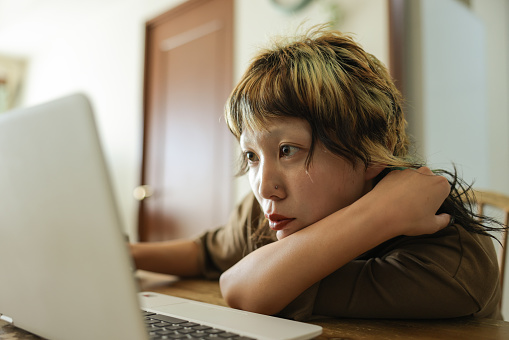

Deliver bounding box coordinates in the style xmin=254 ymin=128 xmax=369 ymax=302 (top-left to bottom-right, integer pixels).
xmin=311 ymin=225 xmax=502 ymax=319
xmin=193 ymin=193 xmax=262 ymax=279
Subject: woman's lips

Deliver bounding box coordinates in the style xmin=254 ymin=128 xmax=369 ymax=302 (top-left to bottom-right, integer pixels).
xmin=266 ymin=214 xmax=295 ymax=230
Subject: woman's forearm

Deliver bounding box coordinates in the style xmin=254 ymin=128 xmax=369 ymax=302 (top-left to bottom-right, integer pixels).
xmin=220 ymin=168 xmax=452 ymax=315
xmin=219 ymin=199 xmax=386 ymax=315
xmin=130 ymin=239 xmax=201 ymax=277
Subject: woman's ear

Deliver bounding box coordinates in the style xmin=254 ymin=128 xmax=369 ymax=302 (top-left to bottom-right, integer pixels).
xmin=365 ymin=163 xmax=386 ymax=181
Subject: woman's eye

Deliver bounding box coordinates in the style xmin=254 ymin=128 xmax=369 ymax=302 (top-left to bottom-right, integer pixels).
xmin=280 ymin=145 xmax=299 ymax=158
xmin=244 ymin=151 xmax=259 ymax=163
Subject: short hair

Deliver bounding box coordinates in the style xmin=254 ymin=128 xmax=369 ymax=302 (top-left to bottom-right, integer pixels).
xmin=225 ymin=25 xmax=507 ymax=246
xmin=225 ymin=25 xmax=415 ymax=174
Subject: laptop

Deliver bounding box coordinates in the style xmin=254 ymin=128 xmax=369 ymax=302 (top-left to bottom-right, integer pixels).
xmin=0 ymin=94 xmax=322 ymax=340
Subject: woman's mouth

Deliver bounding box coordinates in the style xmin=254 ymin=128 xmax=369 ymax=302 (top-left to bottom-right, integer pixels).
xmin=265 ymin=214 xmax=295 ymax=230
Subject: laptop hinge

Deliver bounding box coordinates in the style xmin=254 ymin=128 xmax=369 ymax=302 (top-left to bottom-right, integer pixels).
xmin=0 ymin=314 xmax=13 ymax=324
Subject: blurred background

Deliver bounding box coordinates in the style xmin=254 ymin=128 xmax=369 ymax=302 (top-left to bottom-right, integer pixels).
xmin=0 ymin=0 xmax=508 ymax=317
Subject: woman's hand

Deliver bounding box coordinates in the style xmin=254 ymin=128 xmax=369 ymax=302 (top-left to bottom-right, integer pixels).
xmin=364 ymin=166 xmax=451 ymax=237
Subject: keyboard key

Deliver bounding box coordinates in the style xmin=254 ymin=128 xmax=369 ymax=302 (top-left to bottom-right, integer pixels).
xmin=154 ymin=321 xmax=171 ymax=327
xmin=219 ymin=332 xmax=240 ymax=338
xmin=178 ymin=322 xmax=198 ymax=327
xmin=190 ymin=331 xmax=207 ymax=337
xmin=150 ymin=314 xmax=189 ymax=324
xmin=168 ymin=334 xmax=188 ymax=339
xmin=145 ymin=319 xmax=161 ymax=325
xmin=165 ymin=325 xmax=184 ymax=331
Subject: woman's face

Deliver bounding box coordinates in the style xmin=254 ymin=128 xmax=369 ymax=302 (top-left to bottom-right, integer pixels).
xmin=240 ymin=117 xmax=378 ymax=240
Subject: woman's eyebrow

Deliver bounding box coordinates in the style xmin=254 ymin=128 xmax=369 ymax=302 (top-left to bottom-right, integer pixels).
xmin=240 ymin=123 xmax=309 ymax=147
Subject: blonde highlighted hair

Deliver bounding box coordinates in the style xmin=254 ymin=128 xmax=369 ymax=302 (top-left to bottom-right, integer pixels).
xmin=226 ymin=25 xmax=418 ymax=174
xmin=226 ymin=25 xmax=507 ymax=245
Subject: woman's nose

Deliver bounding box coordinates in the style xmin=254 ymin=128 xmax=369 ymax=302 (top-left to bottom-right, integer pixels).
xmin=257 ymin=161 xmax=284 ymax=200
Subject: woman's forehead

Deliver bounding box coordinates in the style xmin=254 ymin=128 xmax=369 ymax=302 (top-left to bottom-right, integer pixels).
xmin=240 ymin=117 xmax=311 ymax=139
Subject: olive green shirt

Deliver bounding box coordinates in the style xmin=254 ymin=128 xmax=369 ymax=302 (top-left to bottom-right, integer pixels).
xmin=194 ymin=193 xmax=502 ymax=321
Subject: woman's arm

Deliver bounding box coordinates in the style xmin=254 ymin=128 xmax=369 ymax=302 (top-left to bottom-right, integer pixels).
xmin=129 ymin=193 xmax=260 ymax=278
xmin=219 ymin=168 xmax=451 ymax=315
xmin=130 ymin=239 xmax=201 ymax=277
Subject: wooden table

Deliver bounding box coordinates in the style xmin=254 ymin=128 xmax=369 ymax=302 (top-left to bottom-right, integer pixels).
xmin=2 ymin=271 xmax=509 ymax=339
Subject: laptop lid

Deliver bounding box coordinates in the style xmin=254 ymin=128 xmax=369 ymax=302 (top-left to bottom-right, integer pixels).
xmin=0 ymin=94 xmax=322 ymax=340
xmin=0 ymin=94 xmax=148 ymax=340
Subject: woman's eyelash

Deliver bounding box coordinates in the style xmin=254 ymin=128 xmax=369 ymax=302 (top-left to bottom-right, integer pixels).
xmin=244 ymin=151 xmax=258 ymax=162
xmin=241 ymin=145 xmax=299 ymax=166
xmin=280 ymin=145 xmax=299 ymax=157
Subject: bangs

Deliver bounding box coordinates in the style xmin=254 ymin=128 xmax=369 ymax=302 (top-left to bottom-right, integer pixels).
xmin=224 ymin=26 xmax=412 ymax=176
xmin=225 ymin=50 xmax=316 ymax=139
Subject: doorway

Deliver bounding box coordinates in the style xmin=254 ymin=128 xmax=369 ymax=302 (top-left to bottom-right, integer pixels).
xmin=139 ymin=0 xmax=234 ymax=242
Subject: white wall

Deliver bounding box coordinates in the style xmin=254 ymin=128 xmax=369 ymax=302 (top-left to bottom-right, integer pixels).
xmin=420 ymin=0 xmax=489 ymax=187
xmin=471 ymin=0 xmax=509 ymax=194
xmin=406 ymin=0 xmax=509 ymax=195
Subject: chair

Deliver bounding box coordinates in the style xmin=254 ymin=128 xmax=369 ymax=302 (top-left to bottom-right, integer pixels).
xmin=472 ymin=190 xmax=509 ymax=291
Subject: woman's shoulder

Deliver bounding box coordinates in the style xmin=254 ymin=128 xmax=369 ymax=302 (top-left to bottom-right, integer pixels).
xmin=364 ymin=225 xmax=502 ymax=318
xmin=358 ymin=225 xmax=500 ymax=301
xmin=367 ymin=225 xmax=499 ymax=272
xmin=359 ymin=225 xmax=501 ymax=318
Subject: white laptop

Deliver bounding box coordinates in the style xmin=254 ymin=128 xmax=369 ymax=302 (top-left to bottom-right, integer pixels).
xmin=0 ymin=94 xmax=322 ymax=340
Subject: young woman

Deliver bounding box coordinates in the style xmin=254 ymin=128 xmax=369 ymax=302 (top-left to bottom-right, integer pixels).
xmin=131 ymin=26 xmax=503 ymax=320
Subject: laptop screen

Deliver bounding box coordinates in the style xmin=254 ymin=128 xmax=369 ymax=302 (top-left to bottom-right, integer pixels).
xmin=0 ymin=94 xmax=148 ymax=340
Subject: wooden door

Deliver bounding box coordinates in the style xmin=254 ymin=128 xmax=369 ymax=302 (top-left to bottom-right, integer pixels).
xmin=139 ymin=0 xmax=234 ymax=242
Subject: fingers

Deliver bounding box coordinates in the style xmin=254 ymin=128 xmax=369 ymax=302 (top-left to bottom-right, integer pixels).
xmin=434 ymin=213 xmax=453 ymax=233
xmin=412 ymin=166 xmax=451 ymax=200
xmin=413 ymin=213 xmax=451 ymax=237
xmin=421 ymin=167 xmax=451 ymax=199
xmin=385 ymin=166 xmax=451 ymax=198
xmin=373 ymin=166 xmax=453 ymax=237
xmin=414 ymin=166 xmax=434 ymax=176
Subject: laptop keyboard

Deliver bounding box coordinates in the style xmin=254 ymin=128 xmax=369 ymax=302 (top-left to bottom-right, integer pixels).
xmin=143 ymin=310 xmax=257 ymax=340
